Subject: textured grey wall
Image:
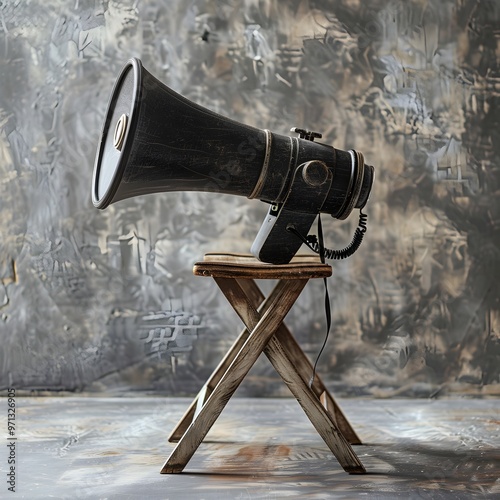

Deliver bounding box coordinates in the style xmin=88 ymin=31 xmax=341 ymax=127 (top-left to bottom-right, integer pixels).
xmin=0 ymin=0 xmax=498 ymax=396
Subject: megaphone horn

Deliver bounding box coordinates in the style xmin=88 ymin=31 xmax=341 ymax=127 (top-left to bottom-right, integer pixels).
xmin=92 ymin=58 xmax=374 ymax=264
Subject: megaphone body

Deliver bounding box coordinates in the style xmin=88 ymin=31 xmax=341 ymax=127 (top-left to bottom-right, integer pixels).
xmin=92 ymin=58 xmax=374 ymax=264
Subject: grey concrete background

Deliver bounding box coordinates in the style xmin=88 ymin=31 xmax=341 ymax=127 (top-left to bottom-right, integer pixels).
xmin=0 ymin=0 xmax=499 ymax=396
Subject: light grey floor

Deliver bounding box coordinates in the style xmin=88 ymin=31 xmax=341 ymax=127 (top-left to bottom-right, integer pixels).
xmin=0 ymin=396 xmax=498 ymax=499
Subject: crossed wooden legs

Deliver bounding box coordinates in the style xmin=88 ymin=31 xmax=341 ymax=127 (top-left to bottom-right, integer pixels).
xmin=162 ymin=276 xmax=364 ymax=474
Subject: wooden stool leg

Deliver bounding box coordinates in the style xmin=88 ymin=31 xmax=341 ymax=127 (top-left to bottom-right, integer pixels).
xmin=225 ymin=280 xmax=364 ymax=474
xmin=264 ymin=338 xmax=365 ymax=473
xmin=237 ymin=279 xmax=362 ymax=445
xmin=277 ymin=330 xmax=362 ymax=445
xmin=161 ymin=278 xmax=307 ymax=473
xmin=168 ymin=281 xmax=275 ymax=442
xmin=168 ymin=320 xmax=260 ymax=442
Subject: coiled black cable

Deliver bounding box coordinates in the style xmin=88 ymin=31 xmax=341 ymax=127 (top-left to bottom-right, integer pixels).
xmin=286 ymin=210 xmax=368 ymax=388
xmin=286 ymin=209 xmax=367 ymax=260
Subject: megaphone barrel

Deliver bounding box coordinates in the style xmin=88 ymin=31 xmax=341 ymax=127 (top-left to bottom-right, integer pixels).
xmin=92 ymin=58 xmax=373 ymax=221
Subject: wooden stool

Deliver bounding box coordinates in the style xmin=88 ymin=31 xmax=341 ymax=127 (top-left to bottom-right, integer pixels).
xmin=161 ymin=253 xmax=365 ymax=474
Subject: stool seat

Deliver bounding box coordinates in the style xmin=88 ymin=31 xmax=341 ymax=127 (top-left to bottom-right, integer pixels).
xmin=161 ymin=252 xmax=364 ymax=475
xmin=194 ymin=252 xmax=332 ymax=279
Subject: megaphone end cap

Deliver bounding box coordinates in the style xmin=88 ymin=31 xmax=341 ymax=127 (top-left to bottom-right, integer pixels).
xmin=91 ymin=58 xmax=144 ymax=209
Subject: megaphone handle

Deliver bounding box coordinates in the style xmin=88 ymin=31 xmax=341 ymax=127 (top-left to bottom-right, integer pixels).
xmin=251 ymin=206 xmax=318 ymax=265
